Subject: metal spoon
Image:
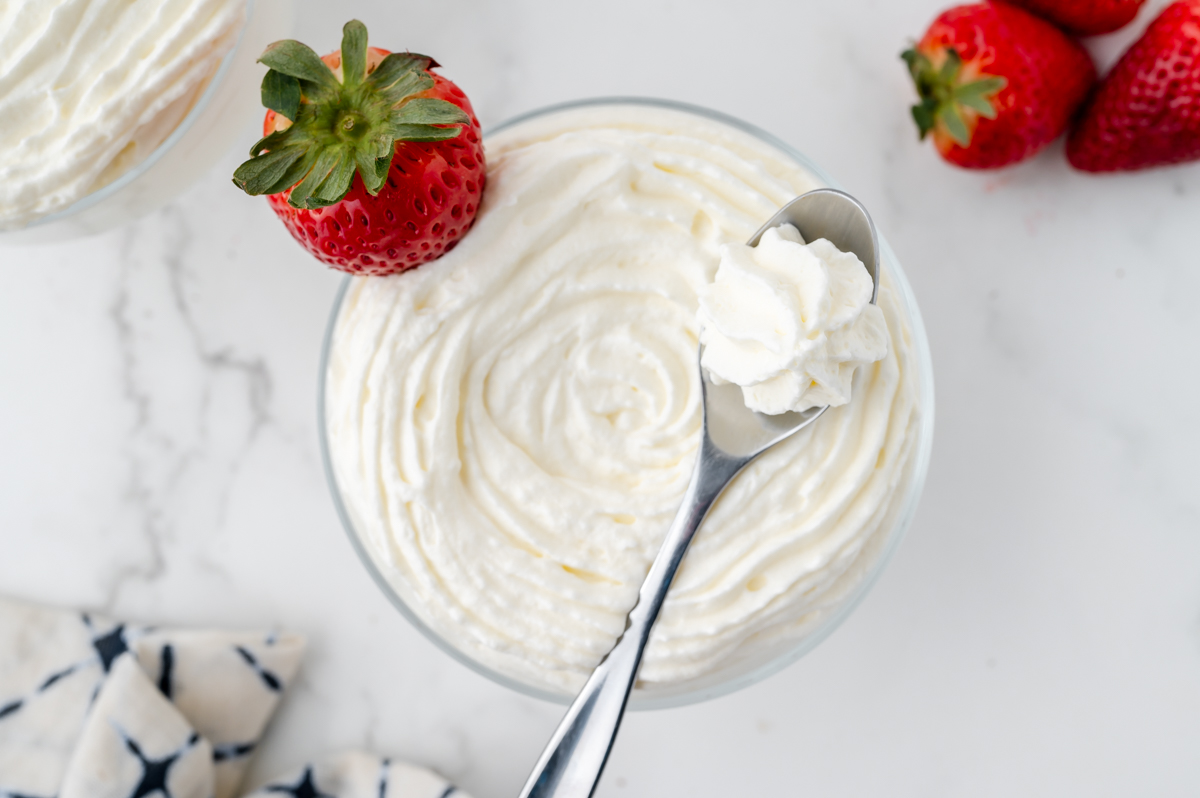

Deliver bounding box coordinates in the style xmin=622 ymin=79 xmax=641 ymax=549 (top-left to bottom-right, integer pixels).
xmin=518 ymin=188 xmax=881 ymax=798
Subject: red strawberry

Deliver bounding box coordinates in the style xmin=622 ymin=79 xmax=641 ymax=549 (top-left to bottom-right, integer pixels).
xmin=233 ymin=20 xmax=485 ymax=275
xmin=1067 ymin=0 xmax=1200 ymax=171
xmin=1006 ymin=0 xmax=1146 ymax=35
xmin=903 ymin=2 xmax=1096 ymax=169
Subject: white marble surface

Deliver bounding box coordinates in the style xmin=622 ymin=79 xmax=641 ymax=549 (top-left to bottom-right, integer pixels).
xmin=2 ymin=0 xmax=1199 ymax=794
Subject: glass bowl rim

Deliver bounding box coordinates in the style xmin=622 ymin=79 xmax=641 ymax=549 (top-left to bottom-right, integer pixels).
xmin=318 ymin=95 xmax=936 ymax=710
xmin=11 ymin=0 xmax=256 ymax=232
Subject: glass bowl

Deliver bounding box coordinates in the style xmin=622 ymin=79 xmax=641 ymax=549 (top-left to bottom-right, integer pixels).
xmin=0 ymin=0 xmax=294 ymax=245
xmin=319 ymin=97 xmax=935 ymax=710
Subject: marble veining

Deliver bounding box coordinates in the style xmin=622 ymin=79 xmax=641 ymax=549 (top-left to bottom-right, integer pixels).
xmin=102 ymin=207 xmax=279 ymax=611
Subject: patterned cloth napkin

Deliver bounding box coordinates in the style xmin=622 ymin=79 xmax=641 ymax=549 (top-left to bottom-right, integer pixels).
xmin=0 ymin=596 xmax=469 ymax=798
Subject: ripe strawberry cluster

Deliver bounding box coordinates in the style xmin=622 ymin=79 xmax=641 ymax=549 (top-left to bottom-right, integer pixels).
xmin=904 ymin=0 xmax=1200 ymax=172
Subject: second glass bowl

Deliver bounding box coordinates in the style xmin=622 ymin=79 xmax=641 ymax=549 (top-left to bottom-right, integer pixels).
xmin=1 ymin=0 xmax=295 ymax=245
xmin=319 ymin=97 xmax=935 ymax=710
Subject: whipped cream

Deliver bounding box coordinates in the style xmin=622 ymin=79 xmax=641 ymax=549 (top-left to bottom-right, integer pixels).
xmin=326 ymin=105 xmax=923 ymax=698
xmin=698 ymin=224 xmax=888 ymax=415
xmin=0 ymin=0 xmax=247 ymax=230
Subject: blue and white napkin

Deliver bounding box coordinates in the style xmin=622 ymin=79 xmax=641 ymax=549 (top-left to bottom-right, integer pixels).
xmin=245 ymin=752 xmax=464 ymax=798
xmin=0 ymin=595 xmax=469 ymax=798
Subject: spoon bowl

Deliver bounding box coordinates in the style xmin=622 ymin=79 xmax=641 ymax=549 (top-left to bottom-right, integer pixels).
xmin=704 ymin=188 xmax=879 ymax=458
xmin=749 ymin=188 xmax=879 ymax=296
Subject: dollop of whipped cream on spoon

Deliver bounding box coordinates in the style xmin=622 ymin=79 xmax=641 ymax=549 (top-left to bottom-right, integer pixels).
xmin=698 ymin=223 xmax=888 ymax=415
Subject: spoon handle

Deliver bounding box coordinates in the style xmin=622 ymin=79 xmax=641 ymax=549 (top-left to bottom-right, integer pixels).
xmin=519 ymin=437 xmax=745 ymax=798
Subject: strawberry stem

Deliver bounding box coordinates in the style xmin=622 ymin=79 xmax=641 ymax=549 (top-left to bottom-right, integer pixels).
xmin=233 ymin=20 xmax=470 ymax=209
xmin=901 ymin=46 xmax=1007 ymax=147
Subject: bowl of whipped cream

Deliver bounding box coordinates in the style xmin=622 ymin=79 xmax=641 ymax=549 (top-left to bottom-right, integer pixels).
xmin=320 ymin=97 xmax=935 ymax=709
xmin=0 ymin=0 xmax=294 ymax=243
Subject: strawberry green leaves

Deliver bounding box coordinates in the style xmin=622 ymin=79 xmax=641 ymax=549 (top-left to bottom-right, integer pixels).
xmin=261 ymin=70 xmax=300 ymax=121
xmin=234 ymin=19 xmax=469 ymax=209
xmin=387 ymin=98 xmax=469 ymax=141
xmin=259 ymin=40 xmax=339 ymax=94
xmin=340 ymin=20 xmax=369 ymax=90
xmin=902 ymin=47 xmax=1007 ymax=146
xmin=232 ymin=133 xmax=313 ymax=196
xmin=290 ymin=148 xmax=355 ymax=208
xmin=367 ymin=53 xmax=435 ymax=94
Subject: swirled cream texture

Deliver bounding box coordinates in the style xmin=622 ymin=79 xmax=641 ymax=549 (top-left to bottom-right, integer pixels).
xmin=698 ymin=224 xmax=888 ymax=415
xmin=326 ymin=105 xmax=923 ymax=697
xmin=0 ymin=0 xmax=247 ymax=229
